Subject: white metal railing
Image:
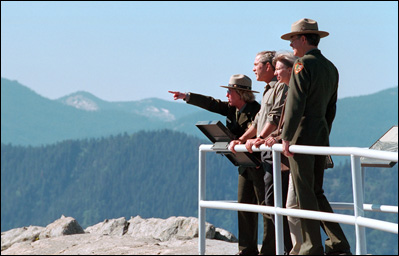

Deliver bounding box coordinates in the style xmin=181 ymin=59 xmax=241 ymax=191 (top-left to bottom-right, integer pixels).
xmin=198 ymin=144 xmax=398 ymax=255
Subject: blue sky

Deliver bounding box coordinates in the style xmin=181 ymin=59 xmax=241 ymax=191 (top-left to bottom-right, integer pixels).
xmin=1 ymin=1 xmax=398 ymax=102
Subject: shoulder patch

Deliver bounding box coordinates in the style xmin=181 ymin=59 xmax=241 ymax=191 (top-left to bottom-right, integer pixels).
xmin=294 ymin=62 xmax=304 ymax=74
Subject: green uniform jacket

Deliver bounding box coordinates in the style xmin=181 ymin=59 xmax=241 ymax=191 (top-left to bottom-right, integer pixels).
xmin=281 ymin=49 xmax=338 ymax=146
xmin=186 ymin=92 xmax=260 ymax=139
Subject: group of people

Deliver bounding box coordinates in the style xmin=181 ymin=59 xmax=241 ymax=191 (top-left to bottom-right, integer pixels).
xmin=169 ymin=18 xmax=352 ymax=255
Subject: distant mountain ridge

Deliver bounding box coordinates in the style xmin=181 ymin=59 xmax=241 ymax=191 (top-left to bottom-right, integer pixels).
xmin=58 ymin=91 xmax=103 ymax=111
xmin=0 ymin=79 xmax=150 ymax=145
xmin=58 ymin=91 xmax=194 ymax=122
xmin=1 ymin=77 xmax=398 ymax=149
xmin=0 ymin=77 xmax=218 ymax=146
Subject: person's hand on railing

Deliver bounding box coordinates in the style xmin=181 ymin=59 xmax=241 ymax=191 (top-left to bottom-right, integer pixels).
xmin=282 ymin=140 xmax=294 ymax=157
xmin=228 ymin=140 xmax=242 ymax=154
xmin=265 ymin=136 xmax=278 ymax=147
xmin=253 ymin=137 xmax=266 ymax=148
xmin=245 ymin=139 xmax=257 ymax=153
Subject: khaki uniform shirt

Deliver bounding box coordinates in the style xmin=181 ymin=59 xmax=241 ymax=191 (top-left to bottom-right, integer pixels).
xmin=252 ymin=80 xmax=288 ymax=137
xmin=252 ymin=79 xmax=288 ymax=162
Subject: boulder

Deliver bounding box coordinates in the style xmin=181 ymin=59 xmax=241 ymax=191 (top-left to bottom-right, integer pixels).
xmin=127 ymin=215 xmax=216 ymax=241
xmin=215 ymin=227 xmax=238 ymax=242
xmin=84 ymin=217 xmax=128 ymax=236
xmin=38 ymin=215 xmax=84 ymax=239
xmin=1 ymin=226 xmax=44 ymax=251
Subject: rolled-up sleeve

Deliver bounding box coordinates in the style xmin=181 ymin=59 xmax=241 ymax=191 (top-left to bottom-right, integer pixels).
xmin=252 ymin=112 xmax=259 ymax=129
xmin=267 ymin=83 xmax=288 ymax=126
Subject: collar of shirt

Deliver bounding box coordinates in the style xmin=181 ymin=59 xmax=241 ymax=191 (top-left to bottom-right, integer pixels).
xmin=305 ymin=48 xmax=320 ymax=55
xmin=263 ymin=78 xmax=278 ymax=95
xmin=238 ymin=103 xmax=247 ymax=114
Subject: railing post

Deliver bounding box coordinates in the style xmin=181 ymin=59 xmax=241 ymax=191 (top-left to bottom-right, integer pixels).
xmin=361 ymin=166 xmax=365 ymax=199
xmin=272 ymin=149 xmax=284 ymax=255
xmin=199 ymin=147 xmax=206 ymax=255
xmin=351 ymin=155 xmax=367 ymax=255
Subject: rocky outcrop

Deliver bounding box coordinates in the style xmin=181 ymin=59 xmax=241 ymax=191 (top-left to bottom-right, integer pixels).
xmin=126 ymin=215 xmax=216 ymax=241
xmin=0 ymin=226 xmax=44 ymax=251
xmin=1 ymin=215 xmax=238 ymax=255
xmin=85 ymin=216 xmax=129 ymax=236
xmin=39 ymin=215 xmax=85 ymax=239
xmin=1 ymin=215 xmax=84 ymax=251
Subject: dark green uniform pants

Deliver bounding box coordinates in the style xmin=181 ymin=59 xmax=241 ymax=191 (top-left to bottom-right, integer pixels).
xmin=289 ymin=154 xmax=351 ymax=255
xmin=237 ymin=166 xmax=274 ymax=255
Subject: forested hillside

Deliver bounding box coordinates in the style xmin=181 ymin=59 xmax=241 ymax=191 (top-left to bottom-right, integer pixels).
xmin=1 ymin=130 xmax=397 ymax=255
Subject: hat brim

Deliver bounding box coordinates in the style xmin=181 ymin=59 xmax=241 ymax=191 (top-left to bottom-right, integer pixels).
xmin=281 ymin=30 xmax=329 ymax=40
xmin=220 ymin=85 xmax=259 ymax=93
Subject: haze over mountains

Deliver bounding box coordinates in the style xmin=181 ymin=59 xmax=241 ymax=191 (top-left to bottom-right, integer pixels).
xmin=1 ymin=77 xmax=398 ymax=149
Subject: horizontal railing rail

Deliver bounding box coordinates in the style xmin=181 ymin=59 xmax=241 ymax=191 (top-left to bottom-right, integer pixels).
xmin=198 ymin=144 xmax=398 ymax=255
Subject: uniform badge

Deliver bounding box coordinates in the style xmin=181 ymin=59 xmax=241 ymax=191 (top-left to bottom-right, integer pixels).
xmin=294 ymin=62 xmax=304 ymax=74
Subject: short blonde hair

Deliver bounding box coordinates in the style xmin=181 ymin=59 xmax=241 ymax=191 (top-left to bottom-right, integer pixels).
xmin=236 ymin=89 xmax=255 ymax=103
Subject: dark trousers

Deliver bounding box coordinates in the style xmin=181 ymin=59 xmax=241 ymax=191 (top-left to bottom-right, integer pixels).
xmin=289 ymin=154 xmax=351 ymax=255
xmin=262 ymin=161 xmax=293 ymax=255
xmin=237 ymin=166 xmax=271 ymax=254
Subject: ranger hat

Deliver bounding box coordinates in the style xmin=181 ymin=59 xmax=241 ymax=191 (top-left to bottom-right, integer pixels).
xmin=220 ymin=74 xmax=259 ymax=93
xmin=281 ymin=18 xmax=329 ymax=40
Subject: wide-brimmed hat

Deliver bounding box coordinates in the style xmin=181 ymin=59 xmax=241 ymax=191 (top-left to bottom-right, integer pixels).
xmin=281 ymin=18 xmax=329 ymax=40
xmin=220 ymin=74 xmax=259 ymax=93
